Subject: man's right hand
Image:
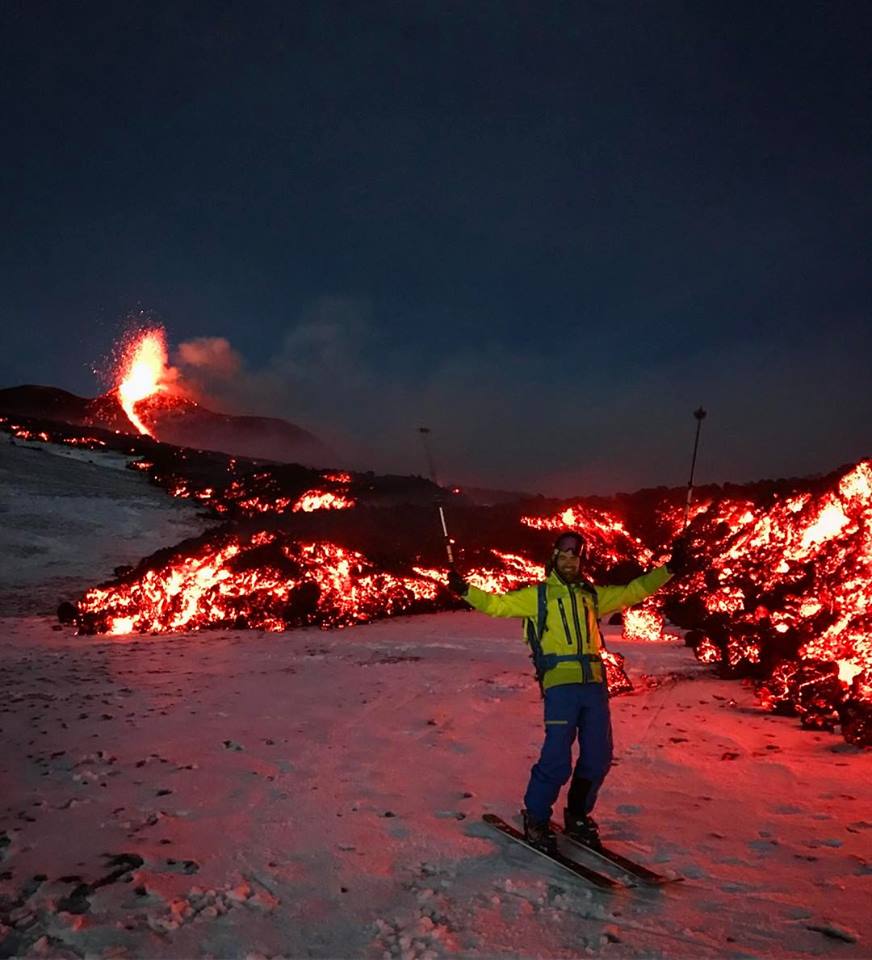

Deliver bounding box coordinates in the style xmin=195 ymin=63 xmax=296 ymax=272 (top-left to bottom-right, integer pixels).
xmin=447 ymin=568 xmax=469 ymax=596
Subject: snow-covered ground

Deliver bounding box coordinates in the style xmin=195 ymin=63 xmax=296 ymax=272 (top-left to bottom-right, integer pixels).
xmin=3 ymin=617 xmax=871 ymax=959
xmin=1 ymin=437 xmax=870 ymax=959
xmin=0 ymin=440 xmax=208 ymax=615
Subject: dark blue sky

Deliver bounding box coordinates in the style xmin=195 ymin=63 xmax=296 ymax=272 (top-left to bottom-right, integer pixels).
xmin=2 ymin=1 xmax=870 ymax=494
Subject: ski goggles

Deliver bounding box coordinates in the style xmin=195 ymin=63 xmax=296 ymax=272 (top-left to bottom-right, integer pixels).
xmin=554 ymin=533 xmax=585 ymax=556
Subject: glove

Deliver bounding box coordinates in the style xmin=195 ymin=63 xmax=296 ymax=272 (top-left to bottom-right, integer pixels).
xmin=666 ymin=536 xmax=691 ymax=576
xmin=447 ymin=568 xmax=469 ymax=596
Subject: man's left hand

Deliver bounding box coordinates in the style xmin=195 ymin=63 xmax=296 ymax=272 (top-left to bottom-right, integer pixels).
xmin=666 ymin=536 xmax=692 ymax=576
xmin=447 ymin=568 xmax=469 ymax=596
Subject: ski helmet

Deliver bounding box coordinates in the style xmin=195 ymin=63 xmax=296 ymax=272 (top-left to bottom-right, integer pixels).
xmin=552 ymin=530 xmax=586 ymax=557
xmin=545 ymin=530 xmax=586 ymax=576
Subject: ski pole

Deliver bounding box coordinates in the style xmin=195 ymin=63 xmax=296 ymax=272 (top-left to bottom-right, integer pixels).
xmin=683 ymin=407 xmax=707 ymax=529
xmin=417 ymin=426 xmax=455 ymax=567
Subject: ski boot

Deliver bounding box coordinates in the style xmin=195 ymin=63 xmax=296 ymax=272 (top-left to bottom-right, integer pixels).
xmin=563 ymin=808 xmax=603 ymax=850
xmin=523 ymin=809 xmax=557 ymax=855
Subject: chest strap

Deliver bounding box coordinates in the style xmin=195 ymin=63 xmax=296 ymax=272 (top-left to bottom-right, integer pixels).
xmin=538 ymin=652 xmax=603 ymax=683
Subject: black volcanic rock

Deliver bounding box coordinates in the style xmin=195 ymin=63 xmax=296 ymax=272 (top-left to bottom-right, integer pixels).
xmin=0 ymin=384 xmax=332 ymax=467
xmin=136 ymin=393 xmax=332 ymax=466
xmin=0 ymin=385 xmax=92 ymax=423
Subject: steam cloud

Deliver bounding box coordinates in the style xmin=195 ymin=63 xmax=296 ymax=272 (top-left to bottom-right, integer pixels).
xmin=171 ymin=302 xmax=872 ymax=497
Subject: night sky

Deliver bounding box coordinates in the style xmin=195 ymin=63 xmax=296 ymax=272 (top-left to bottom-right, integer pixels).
xmin=2 ymin=2 xmax=870 ymax=495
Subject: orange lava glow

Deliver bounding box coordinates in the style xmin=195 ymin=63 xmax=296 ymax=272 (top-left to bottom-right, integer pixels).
xmin=655 ymin=498 xmax=712 ymax=542
xmin=323 ymin=471 xmax=353 ymax=484
xmin=464 ymin=550 xmax=544 ymax=593
xmin=670 ymin=460 xmax=872 ymax=740
xmin=292 ymin=490 xmax=356 ymax=513
xmin=521 ymin=503 xmax=652 ymax=567
xmin=197 ymin=474 xmax=358 ymax=518
xmin=622 ymin=605 xmax=672 ymax=643
xmin=18 ymin=399 xmax=855 ymax=746
xmin=10 ymin=427 xmax=51 ymax=442
xmin=78 ymin=536 xmax=445 ymax=635
xmin=689 ymin=462 xmax=870 ymax=679
xmin=696 ymin=636 xmax=721 ymax=664
xmin=116 ymin=328 xmax=170 ymax=436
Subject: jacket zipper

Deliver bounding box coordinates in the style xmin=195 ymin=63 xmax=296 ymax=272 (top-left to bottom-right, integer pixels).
xmin=556 ymin=597 xmax=573 ymax=645
xmin=569 ymin=588 xmax=586 ymax=653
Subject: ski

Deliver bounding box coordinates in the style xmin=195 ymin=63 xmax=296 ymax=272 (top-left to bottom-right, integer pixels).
xmin=482 ymin=814 xmax=624 ymax=890
xmin=549 ymin=821 xmax=679 ymax=886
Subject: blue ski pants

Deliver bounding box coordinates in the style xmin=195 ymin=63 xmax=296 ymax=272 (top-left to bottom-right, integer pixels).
xmin=523 ymin=681 xmax=613 ymax=823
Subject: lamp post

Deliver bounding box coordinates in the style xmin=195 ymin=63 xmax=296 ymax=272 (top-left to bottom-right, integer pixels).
xmin=684 ymin=407 xmax=707 ymax=529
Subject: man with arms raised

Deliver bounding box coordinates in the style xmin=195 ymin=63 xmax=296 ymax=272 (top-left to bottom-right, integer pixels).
xmin=449 ymin=530 xmax=688 ymax=853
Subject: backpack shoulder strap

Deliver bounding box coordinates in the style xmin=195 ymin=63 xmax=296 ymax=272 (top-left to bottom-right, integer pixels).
xmin=536 ymin=581 xmax=548 ymax=641
xmin=580 ymin=579 xmax=599 ymax=616
xmin=525 ymin=582 xmax=550 ymax=695
xmin=580 ymin=580 xmax=606 ymax=653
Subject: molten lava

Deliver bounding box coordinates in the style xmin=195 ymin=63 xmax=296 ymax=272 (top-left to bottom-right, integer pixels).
xmin=622 ymin=605 xmax=674 ymax=643
xmin=666 ymin=459 xmax=872 ymax=744
xmin=521 ymin=502 xmax=653 ymax=567
xmin=78 ymin=535 xmax=447 ymax=635
xmin=292 ymin=490 xmax=356 ymax=513
xmin=116 ymin=328 xmax=171 ymax=437
xmin=8 ymin=402 xmax=865 ymax=746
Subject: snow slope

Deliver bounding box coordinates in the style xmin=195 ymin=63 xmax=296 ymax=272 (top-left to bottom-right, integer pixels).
xmin=1 ymin=615 xmax=869 ymax=959
xmin=0 ymin=440 xmax=208 ymax=615
xmin=1 ymin=435 xmax=870 ymax=959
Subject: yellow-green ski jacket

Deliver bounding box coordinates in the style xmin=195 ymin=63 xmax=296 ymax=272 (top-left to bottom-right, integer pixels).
xmin=463 ymin=566 xmax=672 ymax=689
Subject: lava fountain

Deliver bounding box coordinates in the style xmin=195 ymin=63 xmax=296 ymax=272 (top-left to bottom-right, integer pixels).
xmin=116 ymin=328 xmax=171 ymax=437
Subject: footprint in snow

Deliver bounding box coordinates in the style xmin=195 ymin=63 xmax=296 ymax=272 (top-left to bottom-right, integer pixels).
xmin=161 ymin=858 xmax=199 ymax=875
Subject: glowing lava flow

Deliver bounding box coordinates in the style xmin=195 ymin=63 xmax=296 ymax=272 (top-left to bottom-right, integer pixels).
xmin=116 ymin=328 xmax=170 ymax=436
xmin=668 ymin=459 xmax=872 ymax=743
xmin=77 ymin=535 xmax=447 ymax=635
xmin=54 ymin=415 xmax=870 ymax=746
xmin=622 ymin=605 xmax=673 ymax=643
xmin=521 ymin=503 xmax=653 ymax=567
xmin=292 ymin=490 xmax=356 ymax=513
xmin=77 ymin=541 xmax=545 ymax=637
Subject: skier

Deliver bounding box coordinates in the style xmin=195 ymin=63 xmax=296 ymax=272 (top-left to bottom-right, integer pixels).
xmin=448 ymin=530 xmax=689 ymax=854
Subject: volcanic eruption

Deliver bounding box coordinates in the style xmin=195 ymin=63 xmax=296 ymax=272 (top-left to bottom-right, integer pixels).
xmin=115 ymin=326 xmax=172 ymax=437
xmin=0 ymin=324 xmax=331 ymax=465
